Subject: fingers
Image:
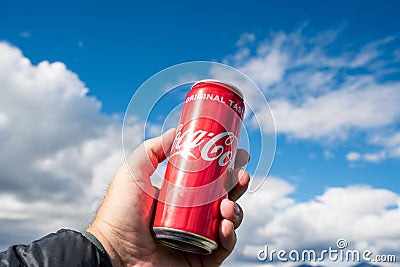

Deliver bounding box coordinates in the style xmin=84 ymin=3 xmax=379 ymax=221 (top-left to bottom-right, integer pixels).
xmin=207 ymin=219 xmax=236 ymax=266
xmin=235 ymin=149 xmax=250 ymax=169
xmin=227 ymin=149 xmax=250 ymax=202
xmin=228 ymin=169 xmax=250 ymax=202
xmin=219 ymin=219 xmax=236 ymax=254
xmin=207 ymin=149 xmax=249 ymax=265
xmin=220 ymin=199 xmax=243 ymax=229
xmin=206 ymin=198 xmax=243 ymax=264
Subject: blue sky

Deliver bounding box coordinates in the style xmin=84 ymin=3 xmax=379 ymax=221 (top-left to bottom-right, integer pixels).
xmin=3 ymin=0 xmax=399 ymax=114
xmin=1 ymin=1 xmax=400 ymax=266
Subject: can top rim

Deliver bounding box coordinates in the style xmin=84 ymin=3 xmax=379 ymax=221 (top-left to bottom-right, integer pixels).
xmin=192 ymin=79 xmax=243 ymax=99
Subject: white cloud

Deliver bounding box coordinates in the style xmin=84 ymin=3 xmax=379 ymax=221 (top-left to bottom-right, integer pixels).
xmin=0 ymin=42 xmax=142 ymax=249
xmin=368 ymin=132 xmax=400 ymax=160
xmin=363 ymin=152 xmax=387 ymax=163
xmin=262 ymin=185 xmax=400 ymax=250
xmin=346 ymin=151 xmax=361 ymax=161
xmin=350 ymin=36 xmax=395 ymax=68
xmin=230 ymin=180 xmax=400 ymax=265
xmin=219 ymin=28 xmax=400 ymax=264
xmin=346 ymin=131 xmax=400 ymax=163
xmin=0 ymin=42 xmax=107 ymax=198
xmin=240 ymin=49 xmax=288 ymax=88
xmin=236 ymin=33 xmax=255 ymax=47
xmin=269 ymin=82 xmax=400 ymax=139
xmin=223 ymin=28 xmax=400 ymax=145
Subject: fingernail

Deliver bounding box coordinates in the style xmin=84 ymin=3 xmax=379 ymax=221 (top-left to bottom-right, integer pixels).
xmin=234 ymin=203 xmax=241 ymax=216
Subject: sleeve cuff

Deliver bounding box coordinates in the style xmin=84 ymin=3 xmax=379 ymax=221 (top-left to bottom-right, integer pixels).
xmin=81 ymin=230 xmax=113 ymax=267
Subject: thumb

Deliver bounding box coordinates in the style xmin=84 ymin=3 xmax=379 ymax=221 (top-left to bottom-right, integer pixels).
xmin=125 ymin=128 xmax=176 ymax=186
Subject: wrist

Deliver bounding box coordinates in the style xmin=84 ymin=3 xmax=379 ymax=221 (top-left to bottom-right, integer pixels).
xmin=81 ymin=230 xmax=113 ymax=267
xmin=87 ymin=223 xmax=123 ymax=267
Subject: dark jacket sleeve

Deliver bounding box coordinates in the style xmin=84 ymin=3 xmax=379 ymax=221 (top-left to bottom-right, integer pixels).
xmin=0 ymin=229 xmax=113 ymax=267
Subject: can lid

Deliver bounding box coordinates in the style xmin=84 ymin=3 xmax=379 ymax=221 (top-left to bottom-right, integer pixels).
xmin=192 ymin=79 xmax=244 ymax=99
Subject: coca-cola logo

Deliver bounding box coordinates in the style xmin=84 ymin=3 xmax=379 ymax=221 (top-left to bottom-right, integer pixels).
xmin=170 ymin=124 xmax=238 ymax=167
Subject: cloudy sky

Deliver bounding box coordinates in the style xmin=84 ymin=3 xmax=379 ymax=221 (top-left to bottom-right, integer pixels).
xmin=1 ymin=1 xmax=400 ymax=266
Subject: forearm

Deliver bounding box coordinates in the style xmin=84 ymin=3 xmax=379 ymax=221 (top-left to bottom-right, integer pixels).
xmin=0 ymin=229 xmax=112 ymax=267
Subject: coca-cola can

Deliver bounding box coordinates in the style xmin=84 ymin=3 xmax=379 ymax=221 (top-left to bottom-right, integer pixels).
xmin=152 ymin=79 xmax=245 ymax=254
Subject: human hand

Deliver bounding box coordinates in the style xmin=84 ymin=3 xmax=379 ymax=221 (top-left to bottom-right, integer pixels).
xmin=87 ymin=128 xmax=250 ymax=267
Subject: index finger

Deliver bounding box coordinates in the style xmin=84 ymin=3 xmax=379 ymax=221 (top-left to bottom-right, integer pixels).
xmin=234 ymin=149 xmax=250 ymax=169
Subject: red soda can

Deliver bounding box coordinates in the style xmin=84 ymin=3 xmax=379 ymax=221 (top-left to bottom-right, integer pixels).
xmin=152 ymin=80 xmax=245 ymax=254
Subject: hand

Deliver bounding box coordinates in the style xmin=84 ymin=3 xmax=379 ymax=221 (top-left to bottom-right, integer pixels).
xmin=87 ymin=128 xmax=250 ymax=267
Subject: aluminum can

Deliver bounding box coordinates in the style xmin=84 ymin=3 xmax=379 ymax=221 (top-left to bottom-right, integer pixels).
xmin=152 ymin=80 xmax=245 ymax=254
